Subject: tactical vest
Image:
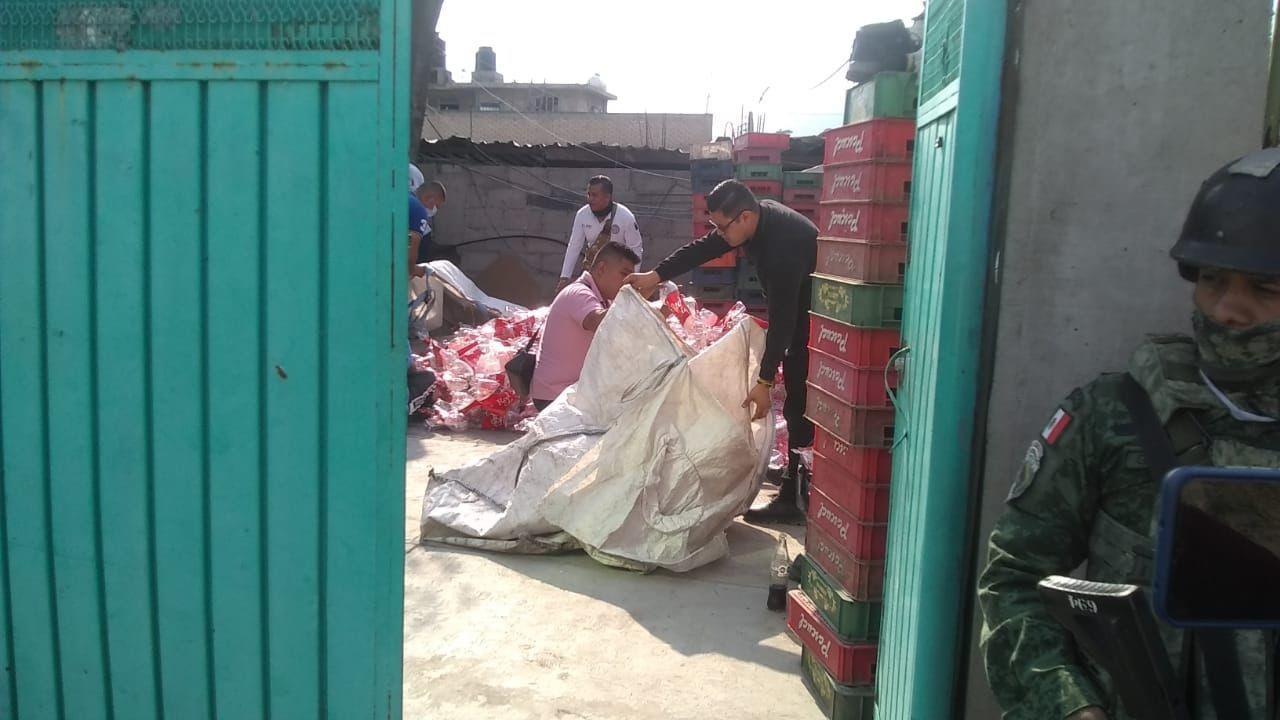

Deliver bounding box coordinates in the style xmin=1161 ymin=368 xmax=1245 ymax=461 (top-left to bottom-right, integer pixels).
xmin=1085 ymin=335 xmax=1280 ymax=720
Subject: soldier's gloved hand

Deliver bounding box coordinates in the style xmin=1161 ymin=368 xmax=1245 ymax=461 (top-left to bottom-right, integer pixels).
xmin=1066 ymin=707 xmax=1108 ymax=720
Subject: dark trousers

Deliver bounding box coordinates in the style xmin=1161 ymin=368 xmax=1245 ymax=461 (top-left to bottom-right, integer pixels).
xmin=532 ymin=398 xmax=551 ymax=412
xmin=782 ymin=312 xmax=814 ymax=451
xmin=775 ymin=307 xmax=813 ymax=505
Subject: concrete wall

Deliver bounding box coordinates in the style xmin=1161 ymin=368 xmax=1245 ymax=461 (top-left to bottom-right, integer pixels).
xmin=963 ymin=1 xmax=1271 ymax=717
xmin=430 ymin=85 xmax=609 ymax=113
xmin=422 ymin=111 xmax=713 ymax=151
xmin=416 ymin=162 xmax=693 ymax=308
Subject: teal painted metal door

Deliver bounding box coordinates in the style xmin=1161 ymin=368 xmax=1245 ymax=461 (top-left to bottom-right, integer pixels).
xmin=876 ymin=0 xmax=1007 ymax=717
xmin=0 ymin=3 xmax=409 ymax=718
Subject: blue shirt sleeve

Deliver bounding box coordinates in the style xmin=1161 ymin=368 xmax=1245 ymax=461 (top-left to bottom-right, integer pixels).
xmin=409 ymin=194 xmax=432 ymax=263
xmin=408 ymin=194 xmax=431 ymax=238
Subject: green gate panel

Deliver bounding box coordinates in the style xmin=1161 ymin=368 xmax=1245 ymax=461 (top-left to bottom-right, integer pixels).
xmin=0 ymin=2 xmax=409 ymax=718
xmin=875 ymin=0 xmax=1007 ymax=717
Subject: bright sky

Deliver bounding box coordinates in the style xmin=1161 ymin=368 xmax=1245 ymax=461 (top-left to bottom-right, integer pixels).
xmin=435 ymin=0 xmax=923 ymax=139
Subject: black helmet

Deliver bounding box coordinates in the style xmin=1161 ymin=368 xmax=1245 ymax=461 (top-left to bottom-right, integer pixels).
xmin=1171 ymin=148 xmax=1280 ymax=280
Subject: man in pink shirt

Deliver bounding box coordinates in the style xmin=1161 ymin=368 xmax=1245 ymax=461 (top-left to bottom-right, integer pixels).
xmin=530 ymin=242 xmax=640 ymax=409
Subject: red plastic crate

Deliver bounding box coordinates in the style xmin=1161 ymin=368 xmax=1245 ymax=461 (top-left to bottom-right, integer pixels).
xmin=808 ymin=486 xmax=888 ymax=561
xmin=693 ymin=220 xmax=716 ymax=238
xmin=693 ymin=205 xmax=712 ymax=225
xmin=812 ymin=451 xmax=891 ymax=524
xmin=733 ymin=132 xmax=791 ymax=151
xmin=734 ymin=147 xmax=783 ymax=165
xmin=822 ymin=161 xmax=912 ymax=203
xmin=701 ymin=251 xmax=738 ymax=269
xmin=743 ymin=179 xmax=783 ymax=199
xmin=784 ymin=187 xmax=822 ymax=205
xmin=808 ymin=348 xmax=897 ymax=407
xmin=816 ymin=238 xmax=908 ymax=284
xmin=814 ymin=427 xmax=893 ymax=484
xmin=787 ymin=199 xmax=819 ymax=213
xmin=806 ymin=522 xmax=884 ymax=601
xmin=823 ymin=118 xmax=917 ymax=166
xmin=805 ymin=383 xmax=895 ymax=448
xmin=808 ymin=316 xmax=901 ymax=368
xmin=692 ymin=193 xmax=708 ymax=212
xmin=818 ymin=201 xmax=909 ymax=243
xmin=793 ymin=205 xmax=818 ymax=224
xmin=787 ymin=590 xmax=878 ymax=686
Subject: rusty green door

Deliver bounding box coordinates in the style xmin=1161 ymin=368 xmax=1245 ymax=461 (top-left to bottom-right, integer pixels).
xmin=0 ymin=2 xmax=409 ymax=718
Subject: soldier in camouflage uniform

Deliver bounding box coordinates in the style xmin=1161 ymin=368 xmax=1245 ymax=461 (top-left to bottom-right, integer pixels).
xmin=978 ymin=149 xmax=1280 ymax=720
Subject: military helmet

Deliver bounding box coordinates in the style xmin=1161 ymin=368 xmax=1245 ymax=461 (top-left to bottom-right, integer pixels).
xmin=1171 ymin=148 xmax=1280 ymax=280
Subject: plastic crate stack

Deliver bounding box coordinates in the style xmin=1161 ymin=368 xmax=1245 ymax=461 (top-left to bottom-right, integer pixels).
xmin=689 ymin=144 xmax=738 ymax=316
xmin=732 ymin=132 xmax=791 ymax=315
xmin=788 ymin=71 xmax=917 ymax=720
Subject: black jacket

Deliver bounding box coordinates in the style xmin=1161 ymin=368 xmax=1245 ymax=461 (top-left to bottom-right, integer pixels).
xmin=654 ymin=200 xmax=818 ymax=381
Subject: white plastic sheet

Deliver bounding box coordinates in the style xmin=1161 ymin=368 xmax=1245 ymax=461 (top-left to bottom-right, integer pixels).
xmin=425 ymin=260 xmax=526 ymax=317
xmin=419 ymin=285 xmax=773 ymax=571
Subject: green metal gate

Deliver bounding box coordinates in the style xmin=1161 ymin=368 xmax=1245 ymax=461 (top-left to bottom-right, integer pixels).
xmin=876 ymin=0 xmax=1007 ymax=717
xmin=0 ymin=3 xmax=409 ymax=718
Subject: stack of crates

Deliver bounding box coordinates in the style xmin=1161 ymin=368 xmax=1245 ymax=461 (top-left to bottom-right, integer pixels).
xmin=788 ymin=70 xmax=918 ymax=720
xmin=732 ymin=132 xmax=790 ymax=314
xmin=690 ymin=142 xmax=739 ymax=315
xmin=784 ymin=169 xmax=822 ymax=226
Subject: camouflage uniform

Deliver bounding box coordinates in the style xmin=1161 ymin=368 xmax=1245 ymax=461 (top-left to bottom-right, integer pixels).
xmin=978 ymin=332 xmax=1280 ymax=720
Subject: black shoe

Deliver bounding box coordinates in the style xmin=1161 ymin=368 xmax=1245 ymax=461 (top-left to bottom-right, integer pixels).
xmin=743 ymin=495 xmax=806 ymax=525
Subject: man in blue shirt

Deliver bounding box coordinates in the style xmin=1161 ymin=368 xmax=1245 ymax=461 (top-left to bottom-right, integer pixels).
xmin=408 ymin=164 xmax=447 ymax=275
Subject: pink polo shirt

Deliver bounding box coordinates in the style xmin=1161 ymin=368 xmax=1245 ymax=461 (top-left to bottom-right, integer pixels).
xmin=530 ymin=272 xmax=606 ymax=403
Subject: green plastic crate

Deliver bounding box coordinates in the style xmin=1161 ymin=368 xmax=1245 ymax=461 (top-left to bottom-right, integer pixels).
xmin=844 ymin=72 xmax=918 ymax=124
xmin=801 ymin=648 xmax=877 ymax=720
xmin=811 ymin=274 xmax=904 ymax=329
xmin=801 ymin=556 xmax=882 ymax=642
xmin=734 ymin=163 xmax=783 ymax=182
xmin=785 ymin=171 xmax=823 ymax=189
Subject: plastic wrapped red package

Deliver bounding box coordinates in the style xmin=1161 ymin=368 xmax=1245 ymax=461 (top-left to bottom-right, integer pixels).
xmin=424 ymin=310 xmax=547 ymax=432
xmin=662 ymin=282 xmax=693 ymax=325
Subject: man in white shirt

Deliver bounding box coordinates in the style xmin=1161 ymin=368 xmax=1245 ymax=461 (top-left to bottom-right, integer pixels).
xmin=557 ymin=175 xmax=644 ymax=292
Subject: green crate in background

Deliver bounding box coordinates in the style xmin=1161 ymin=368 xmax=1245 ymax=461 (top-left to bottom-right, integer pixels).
xmin=844 ymin=71 xmax=918 ymax=124
xmin=785 ymin=171 xmax=823 ymax=189
xmin=734 ymin=163 xmax=783 ymax=182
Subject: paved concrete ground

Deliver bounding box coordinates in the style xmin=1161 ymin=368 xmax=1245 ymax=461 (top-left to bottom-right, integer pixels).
xmin=403 ymin=424 xmax=823 ymax=720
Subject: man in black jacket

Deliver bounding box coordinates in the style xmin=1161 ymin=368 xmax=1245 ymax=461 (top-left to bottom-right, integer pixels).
xmin=627 ymin=180 xmax=818 ymax=523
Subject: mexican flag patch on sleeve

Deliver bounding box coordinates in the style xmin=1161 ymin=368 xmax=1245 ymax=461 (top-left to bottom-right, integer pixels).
xmin=1040 ymin=408 xmax=1072 ymax=445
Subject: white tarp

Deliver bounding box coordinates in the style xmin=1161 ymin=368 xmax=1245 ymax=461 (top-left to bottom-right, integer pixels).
xmin=425 ymin=260 xmax=526 ymax=317
xmin=419 ymin=285 xmax=773 ymax=571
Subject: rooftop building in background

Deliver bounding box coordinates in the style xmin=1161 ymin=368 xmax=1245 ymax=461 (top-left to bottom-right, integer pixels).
xmin=422 ymin=43 xmax=710 ymax=151
xmin=430 ymin=45 xmax=615 ymax=114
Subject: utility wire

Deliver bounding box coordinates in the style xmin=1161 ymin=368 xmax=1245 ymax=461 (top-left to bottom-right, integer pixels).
xmin=809 ymin=59 xmax=852 ymax=90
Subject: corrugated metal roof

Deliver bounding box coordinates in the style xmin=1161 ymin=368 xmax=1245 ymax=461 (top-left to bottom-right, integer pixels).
xmin=416 ymin=137 xmax=691 ymax=170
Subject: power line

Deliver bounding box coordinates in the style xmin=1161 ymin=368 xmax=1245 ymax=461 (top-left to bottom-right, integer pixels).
xmin=809 ymin=58 xmax=852 ymax=90
xmin=473 ymin=84 xmax=692 ymax=185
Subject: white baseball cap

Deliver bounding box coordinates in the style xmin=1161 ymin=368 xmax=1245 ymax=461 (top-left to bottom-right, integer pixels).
xmin=409 ymin=164 xmax=425 ymax=193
